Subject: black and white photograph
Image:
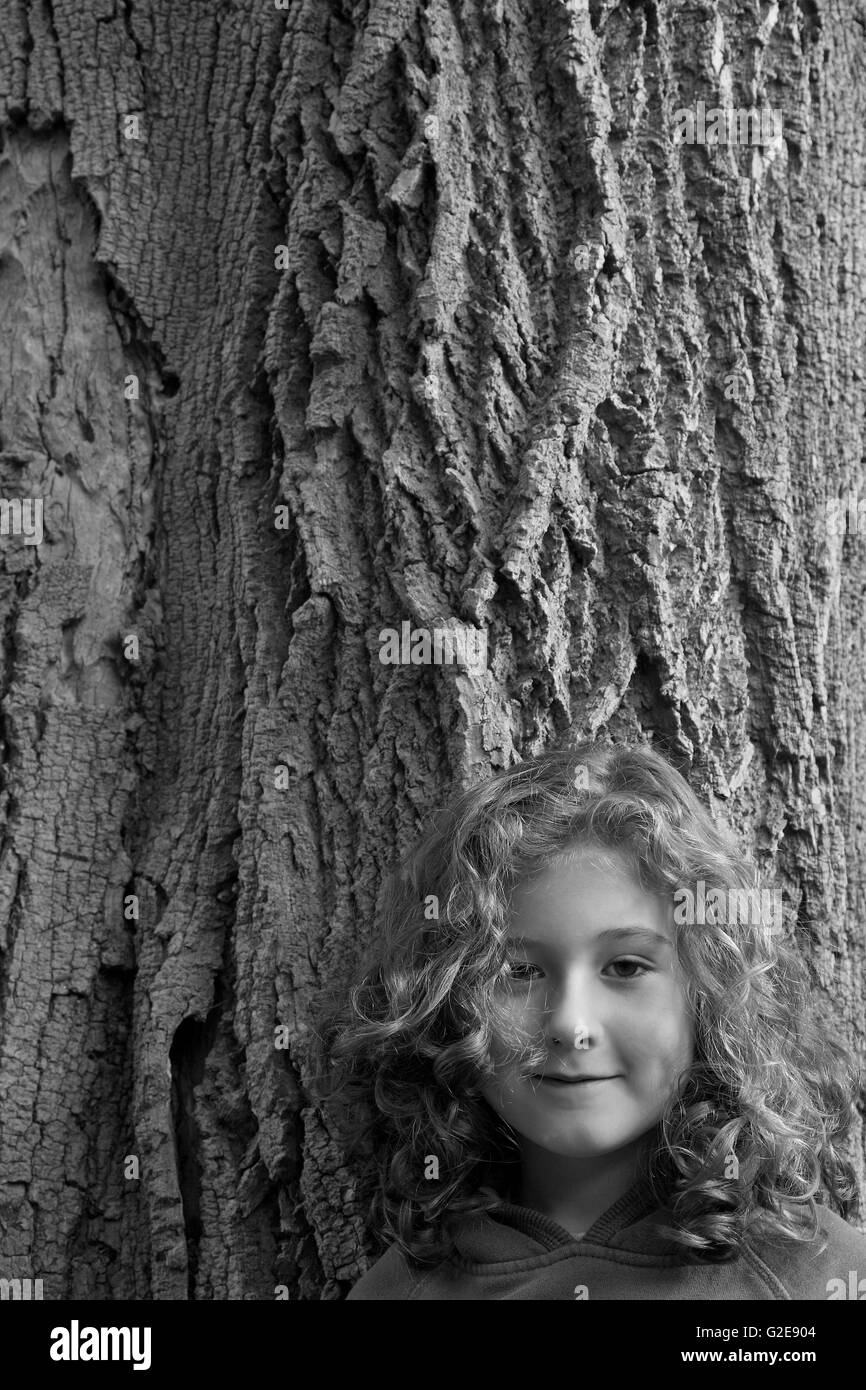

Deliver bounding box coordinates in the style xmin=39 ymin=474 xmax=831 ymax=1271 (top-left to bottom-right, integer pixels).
xmin=0 ymin=0 xmax=864 ymax=1364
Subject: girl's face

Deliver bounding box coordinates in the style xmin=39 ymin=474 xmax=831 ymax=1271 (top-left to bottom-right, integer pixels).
xmin=480 ymin=846 xmax=693 ymax=1160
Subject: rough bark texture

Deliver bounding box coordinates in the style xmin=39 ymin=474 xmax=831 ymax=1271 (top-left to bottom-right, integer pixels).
xmin=0 ymin=0 xmax=864 ymax=1299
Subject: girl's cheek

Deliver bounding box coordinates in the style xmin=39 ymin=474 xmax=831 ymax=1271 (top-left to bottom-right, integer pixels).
xmin=496 ymin=984 xmax=534 ymax=1019
xmin=619 ymin=980 xmax=691 ymax=1046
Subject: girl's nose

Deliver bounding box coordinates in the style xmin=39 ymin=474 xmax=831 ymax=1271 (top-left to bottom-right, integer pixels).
xmin=545 ymin=1015 xmax=594 ymax=1050
xmin=544 ymin=981 xmax=600 ymax=1051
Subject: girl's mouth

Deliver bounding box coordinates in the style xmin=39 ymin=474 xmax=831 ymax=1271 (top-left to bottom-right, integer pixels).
xmin=533 ymin=1074 xmax=616 ymax=1086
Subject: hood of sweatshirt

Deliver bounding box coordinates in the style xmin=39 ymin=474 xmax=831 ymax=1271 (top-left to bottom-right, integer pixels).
xmin=347 ymin=1182 xmax=866 ymax=1300
xmin=450 ymin=1181 xmax=667 ymax=1265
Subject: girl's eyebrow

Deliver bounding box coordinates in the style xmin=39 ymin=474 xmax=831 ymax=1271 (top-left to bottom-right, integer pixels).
xmin=597 ymin=926 xmax=671 ymax=948
xmin=510 ymin=926 xmax=671 ymax=949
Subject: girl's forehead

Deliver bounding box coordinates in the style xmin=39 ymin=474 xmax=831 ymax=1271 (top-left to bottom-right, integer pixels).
xmin=518 ymin=842 xmax=646 ymax=890
xmin=554 ymin=842 xmax=633 ymax=872
xmin=511 ymin=856 xmax=675 ymax=922
xmin=506 ymin=846 xmax=677 ymax=938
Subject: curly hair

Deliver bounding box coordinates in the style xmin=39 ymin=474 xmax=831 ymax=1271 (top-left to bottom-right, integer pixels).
xmin=310 ymin=739 xmax=861 ymax=1271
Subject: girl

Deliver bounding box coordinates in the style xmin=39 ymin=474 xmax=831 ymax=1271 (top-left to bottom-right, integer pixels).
xmin=313 ymin=740 xmax=866 ymax=1299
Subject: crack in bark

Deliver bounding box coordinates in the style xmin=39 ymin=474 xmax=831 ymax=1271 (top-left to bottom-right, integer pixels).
xmin=168 ymin=990 xmax=223 ymax=1299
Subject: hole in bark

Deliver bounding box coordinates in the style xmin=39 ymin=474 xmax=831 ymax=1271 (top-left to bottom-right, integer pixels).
xmin=169 ymin=1011 xmax=216 ymax=1295
xmin=626 ymin=0 xmax=657 ymax=40
xmin=796 ymin=0 xmax=821 ymax=40
xmin=161 ymin=371 xmax=180 ymax=397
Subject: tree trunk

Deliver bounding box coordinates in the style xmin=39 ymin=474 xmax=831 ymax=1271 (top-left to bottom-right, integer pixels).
xmin=0 ymin=0 xmax=863 ymax=1300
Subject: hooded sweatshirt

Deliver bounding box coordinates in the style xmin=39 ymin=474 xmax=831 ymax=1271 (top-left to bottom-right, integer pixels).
xmin=346 ymin=1183 xmax=866 ymax=1300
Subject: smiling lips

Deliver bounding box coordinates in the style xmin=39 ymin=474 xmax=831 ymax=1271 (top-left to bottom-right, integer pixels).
xmin=535 ymin=1074 xmax=617 ymax=1085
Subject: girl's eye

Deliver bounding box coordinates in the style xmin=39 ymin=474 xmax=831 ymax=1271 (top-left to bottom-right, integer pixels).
xmin=604 ymin=958 xmax=651 ymax=980
xmin=500 ymin=956 xmax=652 ymax=983
xmin=503 ymin=958 xmax=542 ymax=982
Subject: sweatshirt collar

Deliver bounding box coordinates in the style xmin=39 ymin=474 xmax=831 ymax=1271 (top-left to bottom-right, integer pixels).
xmin=486 ymin=1179 xmax=658 ymax=1251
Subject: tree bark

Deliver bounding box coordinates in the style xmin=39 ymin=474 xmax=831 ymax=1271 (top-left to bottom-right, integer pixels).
xmin=0 ymin=0 xmax=863 ymax=1299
